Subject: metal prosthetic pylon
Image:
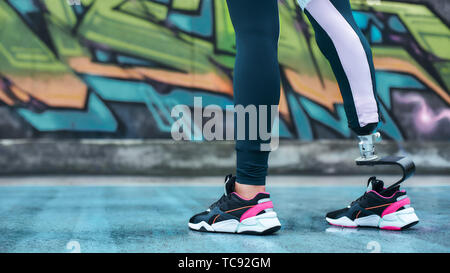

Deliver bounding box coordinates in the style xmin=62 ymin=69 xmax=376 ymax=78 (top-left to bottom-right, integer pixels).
xmin=355 ymin=132 xmax=415 ymax=193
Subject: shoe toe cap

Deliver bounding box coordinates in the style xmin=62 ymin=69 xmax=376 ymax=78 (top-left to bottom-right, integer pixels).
xmin=189 ymin=211 xmax=209 ymax=224
xmin=326 ymin=207 xmax=349 ymax=219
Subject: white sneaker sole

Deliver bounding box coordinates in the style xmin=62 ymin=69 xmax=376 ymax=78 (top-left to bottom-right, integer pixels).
xmin=188 ymin=211 xmax=281 ymax=235
xmin=326 ymin=207 xmax=419 ymax=230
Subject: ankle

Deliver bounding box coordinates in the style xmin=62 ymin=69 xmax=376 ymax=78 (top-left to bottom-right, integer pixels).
xmin=234 ymin=182 xmax=266 ymax=200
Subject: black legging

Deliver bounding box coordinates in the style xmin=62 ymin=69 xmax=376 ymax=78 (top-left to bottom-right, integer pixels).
xmin=226 ymin=0 xmax=380 ymax=185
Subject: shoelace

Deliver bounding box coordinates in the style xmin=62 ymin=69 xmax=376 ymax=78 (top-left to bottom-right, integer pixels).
xmin=209 ymin=194 xmax=232 ymax=209
xmin=348 ymin=176 xmax=379 ymax=207
xmin=350 ymin=193 xmax=368 ymax=207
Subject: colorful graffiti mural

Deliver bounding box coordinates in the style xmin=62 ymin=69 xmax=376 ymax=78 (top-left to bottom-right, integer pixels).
xmin=0 ymin=0 xmax=449 ymax=140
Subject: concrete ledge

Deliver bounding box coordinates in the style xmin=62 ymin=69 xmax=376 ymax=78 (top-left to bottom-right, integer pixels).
xmin=0 ymin=139 xmax=449 ymax=175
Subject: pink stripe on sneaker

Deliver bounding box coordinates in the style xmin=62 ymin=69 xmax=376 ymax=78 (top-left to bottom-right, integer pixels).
xmin=381 ymin=197 xmax=410 ymax=217
xmin=328 ymin=222 xmax=357 ymax=228
xmin=232 ymin=192 xmax=270 ymax=201
xmin=380 ymin=226 xmax=402 ymax=231
xmin=367 ymin=190 xmax=402 ymax=199
xmin=240 ymin=201 xmax=273 ymax=222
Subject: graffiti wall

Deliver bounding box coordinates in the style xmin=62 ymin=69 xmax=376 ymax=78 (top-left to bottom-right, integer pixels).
xmin=0 ymin=0 xmax=449 ymax=140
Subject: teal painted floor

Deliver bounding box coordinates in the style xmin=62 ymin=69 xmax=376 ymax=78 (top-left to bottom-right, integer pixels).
xmin=0 ymin=177 xmax=449 ymax=253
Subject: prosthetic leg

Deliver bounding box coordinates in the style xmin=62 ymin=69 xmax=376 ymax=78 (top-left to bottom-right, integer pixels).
xmin=299 ymin=0 xmax=419 ymax=229
xmin=355 ymin=132 xmax=415 ymax=194
xmin=325 ymin=132 xmax=419 ymax=230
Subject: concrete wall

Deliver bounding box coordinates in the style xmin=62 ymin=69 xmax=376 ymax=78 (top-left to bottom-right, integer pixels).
xmin=0 ymin=0 xmax=449 ymax=141
xmin=1 ymin=140 xmax=448 ymax=175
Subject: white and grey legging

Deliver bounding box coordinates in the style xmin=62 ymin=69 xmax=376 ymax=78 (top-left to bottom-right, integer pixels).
xmin=226 ymin=0 xmax=381 ymax=185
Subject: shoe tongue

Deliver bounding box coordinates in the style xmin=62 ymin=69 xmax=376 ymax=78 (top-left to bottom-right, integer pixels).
xmin=366 ymin=176 xmax=384 ymax=193
xmin=223 ymin=174 xmax=236 ymax=196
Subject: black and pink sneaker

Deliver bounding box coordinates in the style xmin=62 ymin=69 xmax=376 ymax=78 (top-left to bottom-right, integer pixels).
xmin=326 ymin=176 xmax=419 ymax=230
xmin=188 ymin=175 xmax=281 ymax=235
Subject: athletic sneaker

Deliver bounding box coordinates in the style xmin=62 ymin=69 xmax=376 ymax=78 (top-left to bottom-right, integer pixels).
xmin=326 ymin=176 xmax=419 ymax=230
xmin=188 ymin=174 xmax=281 ymax=235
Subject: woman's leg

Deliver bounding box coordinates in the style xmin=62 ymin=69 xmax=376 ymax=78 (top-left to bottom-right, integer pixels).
xmin=302 ymin=0 xmax=380 ymax=135
xmin=226 ymin=0 xmax=281 ymax=191
xmin=189 ymin=0 xmax=281 ymax=234
xmin=298 ymin=1 xmax=421 ymax=231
